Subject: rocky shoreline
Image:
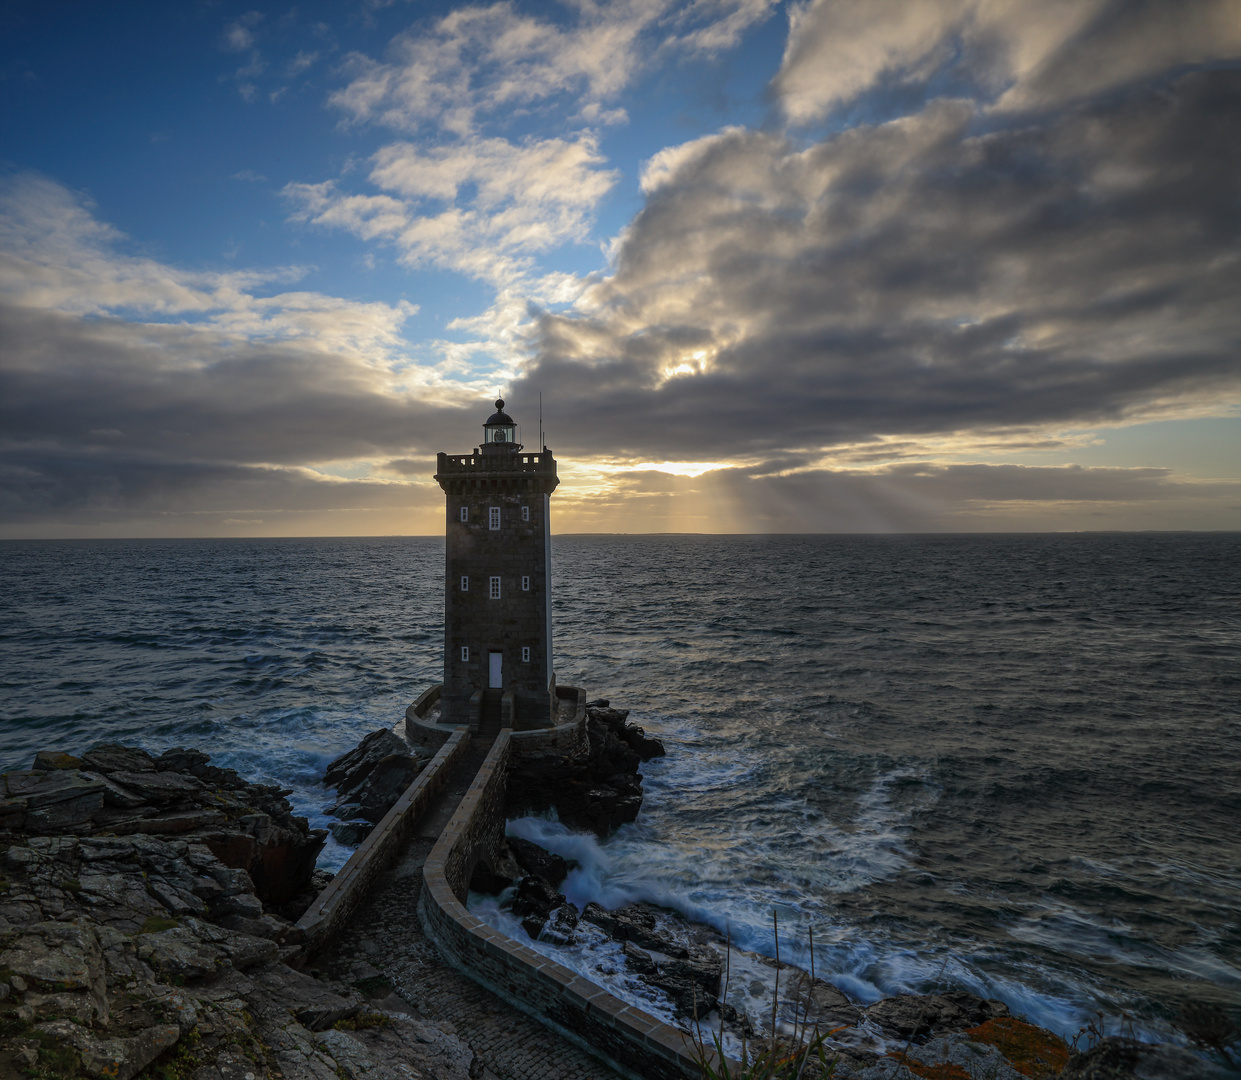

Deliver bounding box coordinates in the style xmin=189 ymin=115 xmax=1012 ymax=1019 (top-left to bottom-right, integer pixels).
xmin=3 ymin=730 xmax=1234 ymax=1080
xmin=0 ymin=744 xmax=490 ymax=1080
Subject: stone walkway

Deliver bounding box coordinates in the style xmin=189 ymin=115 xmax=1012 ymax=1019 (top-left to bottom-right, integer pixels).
xmin=315 ymin=740 xmax=625 ymax=1080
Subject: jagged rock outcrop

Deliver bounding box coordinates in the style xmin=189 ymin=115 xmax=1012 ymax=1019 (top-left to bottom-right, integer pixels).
xmin=0 ymin=745 xmax=491 ymax=1080
xmin=321 ymin=729 xmax=428 ymax=846
xmin=506 ymin=701 xmax=665 ymax=836
xmin=2 ymin=744 xmax=325 ymax=915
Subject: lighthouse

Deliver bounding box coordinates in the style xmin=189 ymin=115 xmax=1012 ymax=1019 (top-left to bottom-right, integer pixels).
xmin=434 ymin=400 xmax=560 ymax=731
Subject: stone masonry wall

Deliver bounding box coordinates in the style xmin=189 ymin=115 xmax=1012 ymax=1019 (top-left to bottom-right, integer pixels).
xmin=439 ymin=452 xmax=558 ymax=729
xmin=296 ymin=728 xmax=470 ymax=957
xmin=417 ymin=732 xmax=722 ymax=1080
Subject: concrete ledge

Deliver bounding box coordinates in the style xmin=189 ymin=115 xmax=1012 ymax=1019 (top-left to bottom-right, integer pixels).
xmin=295 ymin=726 xmax=471 ymax=958
xmin=417 ymin=730 xmax=725 ymax=1080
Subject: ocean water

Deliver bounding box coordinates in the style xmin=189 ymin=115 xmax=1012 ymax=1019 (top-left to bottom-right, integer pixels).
xmin=2 ymin=533 xmax=1239 ymax=1045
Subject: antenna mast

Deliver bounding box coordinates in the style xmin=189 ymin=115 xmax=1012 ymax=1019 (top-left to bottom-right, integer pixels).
xmin=539 ymin=392 xmax=544 ymax=450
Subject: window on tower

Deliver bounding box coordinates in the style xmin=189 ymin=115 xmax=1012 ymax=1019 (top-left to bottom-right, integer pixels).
xmin=522 ymin=646 xmax=531 ymax=662
xmin=489 ymin=506 xmax=501 ymax=529
xmin=489 ymin=576 xmax=501 ymax=599
xmin=460 ymin=506 xmax=468 ymax=522
xmin=460 ymin=576 xmax=469 ymax=591
xmin=521 ymin=505 xmax=530 ymax=521
xmin=521 ymin=575 xmax=530 ymax=591
xmin=460 ymin=646 xmax=469 ymax=662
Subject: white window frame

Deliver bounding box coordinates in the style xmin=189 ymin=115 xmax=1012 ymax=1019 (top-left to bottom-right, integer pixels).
xmin=489 ymin=576 xmax=501 ymax=599
xmin=489 ymin=506 xmax=501 ymax=530
xmin=521 ymin=575 xmax=530 ymax=591
xmin=460 ymin=575 xmax=469 ymax=591
xmin=521 ymin=646 xmax=531 ymax=662
xmin=460 ymin=506 xmax=469 ymax=522
xmin=460 ymin=646 xmax=469 ymax=662
xmin=521 ymin=505 xmax=530 ymax=521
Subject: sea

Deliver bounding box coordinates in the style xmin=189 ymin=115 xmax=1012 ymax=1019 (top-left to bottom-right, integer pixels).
xmin=2 ymin=533 xmax=1239 ymax=1049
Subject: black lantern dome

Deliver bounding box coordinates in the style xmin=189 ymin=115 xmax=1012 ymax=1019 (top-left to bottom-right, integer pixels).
xmin=481 ymin=398 xmax=519 ymax=452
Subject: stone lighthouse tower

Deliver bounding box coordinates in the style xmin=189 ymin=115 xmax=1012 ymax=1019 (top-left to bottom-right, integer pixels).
xmin=435 ymin=400 xmax=559 ymax=731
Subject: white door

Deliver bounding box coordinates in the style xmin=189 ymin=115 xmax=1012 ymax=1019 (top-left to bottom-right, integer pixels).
xmin=488 ymin=651 xmax=503 ymax=688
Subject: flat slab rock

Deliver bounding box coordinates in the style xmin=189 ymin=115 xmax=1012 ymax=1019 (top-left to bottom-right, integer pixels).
xmin=0 ymin=747 xmax=487 ymax=1080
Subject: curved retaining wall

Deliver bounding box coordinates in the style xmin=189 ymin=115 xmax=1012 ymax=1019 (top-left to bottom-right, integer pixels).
xmin=296 ymin=727 xmax=471 ymax=958
xmin=417 ymin=731 xmax=722 ymax=1080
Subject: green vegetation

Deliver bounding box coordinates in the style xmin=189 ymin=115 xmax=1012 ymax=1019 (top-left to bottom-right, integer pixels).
xmin=352 ymin=975 xmax=393 ymax=998
xmin=333 ymin=1013 xmax=391 ymax=1031
xmin=138 ymin=917 xmax=180 ymax=935
xmin=138 ymin=1030 xmax=201 ymax=1080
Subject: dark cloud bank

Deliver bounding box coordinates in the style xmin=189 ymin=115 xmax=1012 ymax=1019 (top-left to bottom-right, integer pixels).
xmin=2 ymin=45 xmax=1238 ymax=532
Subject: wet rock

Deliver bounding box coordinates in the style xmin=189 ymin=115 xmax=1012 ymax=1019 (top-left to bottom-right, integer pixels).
xmin=329 ymin=820 xmax=373 ymax=846
xmin=905 ymin=1033 xmax=1025 ymax=1080
xmin=580 ymin=902 xmax=617 ymax=936
xmin=506 ymin=699 xmax=660 ymax=836
xmin=507 ymin=836 xmax=569 ymax=888
xmin=322 ymin=729 xmax=426 ymax=842
xmin=1060 ymin=1037 xmax=1234 ymax=1079
xmin=80 ymin=744 xmax=157 ymax=774
xmin=806 ymin=979 xmax=863 ymax=1027
xmin=32 ymin=750 xmax=83 ymax=771
xmin=865 ymin=992 xmax=1005 ymax=1040
xmin=510 ymin=875 xmax=566 ymax=938
xmin=324 ymin=729 xmax=410 ymax=792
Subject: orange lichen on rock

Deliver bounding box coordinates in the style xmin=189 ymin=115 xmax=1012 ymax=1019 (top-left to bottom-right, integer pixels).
xmin=965 ymin=1017 xmax=1070 ymax=1077
xmin=885 ymin=1054 xmax=971 ymax=1080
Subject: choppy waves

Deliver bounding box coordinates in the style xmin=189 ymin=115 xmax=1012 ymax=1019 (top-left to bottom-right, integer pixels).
xmin=3 ymin=532 xmax=1240 ymax=1043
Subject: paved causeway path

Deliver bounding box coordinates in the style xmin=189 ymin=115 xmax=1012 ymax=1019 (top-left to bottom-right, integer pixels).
xmin=316 ymin=738 xmax=625 ymax=1080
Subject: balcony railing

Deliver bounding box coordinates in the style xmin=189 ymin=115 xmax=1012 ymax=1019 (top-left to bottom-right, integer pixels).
xmin=436 ymin=451 xmax=557 ymax=474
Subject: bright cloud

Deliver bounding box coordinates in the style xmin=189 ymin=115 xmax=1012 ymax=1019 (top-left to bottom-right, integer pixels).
xmin=773 ymin=0 xmax=1241 ymax=124
xmin=330 ymin=0 xmax=776 ymax=136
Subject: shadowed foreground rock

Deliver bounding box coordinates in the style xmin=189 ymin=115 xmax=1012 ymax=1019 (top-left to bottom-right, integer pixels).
xmin=0 ymin=744 xmax=489 ymax=1080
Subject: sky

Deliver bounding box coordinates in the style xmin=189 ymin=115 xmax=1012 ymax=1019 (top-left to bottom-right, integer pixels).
xmin=1 ymin=0 xmax=1238 ymax=537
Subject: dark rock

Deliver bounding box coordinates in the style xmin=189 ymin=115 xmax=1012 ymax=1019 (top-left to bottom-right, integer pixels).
xmin=506 ymin=698 xmax=659 ymax=836
xmin=80 ymin=744 xmax=157 ymax=774
xmin=348 ymin=755 xmax=420 ymax=824
xmin=1060 ymin=1036 xmax=1234 ymax=1079
xmin=581 ymin=902 xmax=617 ymax=936
xmin=622 ymin=941 xmax=657 ymax=975
xmin=938 ymin=990 xmax=1009 ymax=1027
xmin=81 ymin=772 xmax=146 ymax=809
xmin=619 ymin=725 xmax=665 ymax=761
xmin=510 ymin=875 xmax=563 ymax=928
xmin=589 ymin=706 xmax=630 ymax=728
xmin=107 ymin=770 xmax=205 ymax=804
xmin=507 ymin=837 xmax=569 ymax=888
xmin=32 ymin=751 xmax=83 ymax=771
xmin=865 ymin=992 xmax=997 ymax=1040
xmin=324 ymin=729 xmax=411 ymax=793
xmin=155 ymin=748 xmax=211 ymax=773
xmin=329 ymin=820 xmax=373 ymax=846
xmin=540 ymin=903 xmax=580 ymax=945
xmin=806 ymin=979 xmax=863 ymax=1028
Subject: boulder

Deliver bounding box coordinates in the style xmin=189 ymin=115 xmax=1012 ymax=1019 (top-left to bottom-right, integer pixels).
xmin=507 ymin=836 xmax=569 ymax=888
xmin=80 ymin=744 xmax=157 ymax=774
xmin=865 ymin=992 xmax=1006 ymax=1040
xmin=324 ymin=729 xmax=411 ymax=793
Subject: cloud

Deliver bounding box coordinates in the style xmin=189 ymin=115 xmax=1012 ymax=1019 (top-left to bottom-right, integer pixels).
xmin=285 ymin=133 xmax=617 ymax=283
xmin=329 ymin=0 xmax=775 ymax=136
xmin=772 ymin=0 xmax=1241 ymax=124
xmin=0 ymin=174 xmax=483 ymax=533
xmin=223 ymin=11 xmax=263 ymax=53
xmin=514 ymin=70 xmax=1241 ymax=463
xmin=0 ymin=174 xmax=417 ymax=361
